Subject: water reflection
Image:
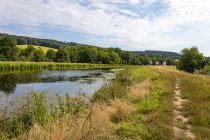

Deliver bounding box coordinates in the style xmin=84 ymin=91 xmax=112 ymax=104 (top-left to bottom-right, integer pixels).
xmin=0 ymin=69 xmax=117 ymax=96
xmin=0 ymin=71 xmax=40 ymax=95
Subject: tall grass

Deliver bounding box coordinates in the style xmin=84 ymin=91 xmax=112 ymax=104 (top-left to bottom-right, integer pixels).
xmin=0 ymin=61 xmax=119 ymax=71
xmin=93 ymin=66 xmax=176 ymax=139
xmin=180 ymin=74 xmax=210 ymax=140
xmin=114 ymin=67 xmax=175 ymax=140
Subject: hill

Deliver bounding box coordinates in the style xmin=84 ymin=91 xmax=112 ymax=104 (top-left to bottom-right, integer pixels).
xmin=131 ymin=50 xmax=180 ymax=59
xmin=0 ymin=33 xmax=90 ymax=49
xmin=1 ymin=33 xmax=180 ymax=59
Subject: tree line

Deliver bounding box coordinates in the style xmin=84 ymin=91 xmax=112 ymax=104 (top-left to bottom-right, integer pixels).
xmin=0 ymin=33 xmax=83 ymax=49
xmin=0 ymin=36 xmax=177 ymax=65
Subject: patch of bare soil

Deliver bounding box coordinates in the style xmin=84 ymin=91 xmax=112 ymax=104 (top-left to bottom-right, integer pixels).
xmin=172 ymin=81 xmax=196 ymax=139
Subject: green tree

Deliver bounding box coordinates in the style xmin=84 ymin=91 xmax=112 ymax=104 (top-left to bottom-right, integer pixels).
xmin=34 ymin=48 xmax=45 ymax=62
xmin=0 ymin=36 xmax=18 ymax=61
xmin=177 ymin=47 xmax=205 ymax=73
xmin=166 ymin=58 xmax=176 ymax=65
xmin=46 ymin=49 xmax=56 ymax=61
xmin=22 ymin=45 xmax=36 ymax=61
xmin=107 ymin=51 xmax=121 ymax=64
xmin=97 ymin=50 xmax=109 ymax=64
xmin=56 ymin=47 xmax=70 ymax=62
xmin=68 ymin=46 xmax=79 ymax=63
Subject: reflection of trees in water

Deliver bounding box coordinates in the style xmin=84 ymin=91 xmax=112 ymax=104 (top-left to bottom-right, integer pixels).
xmin=0 ymin=74 xmax=17 ymax=95
xmin=0 ymin=70 xmax=111 ymax=95
xmin=0 ymin=71 xmax=41 ymax=95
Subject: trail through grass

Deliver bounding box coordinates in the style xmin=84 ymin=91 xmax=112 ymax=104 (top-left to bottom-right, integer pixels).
xmin=172 ymin=79 xmax=196 ymax=139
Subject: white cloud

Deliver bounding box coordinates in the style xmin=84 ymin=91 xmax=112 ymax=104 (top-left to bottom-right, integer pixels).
xmin=129 ymin=0 xmax=140 ymax=5
xmin=0 ymin=0 xmax=210 ymax=55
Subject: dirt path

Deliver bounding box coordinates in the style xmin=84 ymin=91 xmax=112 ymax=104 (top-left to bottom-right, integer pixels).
xmin=172 ymin=80 xmax=196 ymax=139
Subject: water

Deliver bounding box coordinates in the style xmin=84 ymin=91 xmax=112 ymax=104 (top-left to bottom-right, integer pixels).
xmin=0 ymin=69 xmax=121 ymax=108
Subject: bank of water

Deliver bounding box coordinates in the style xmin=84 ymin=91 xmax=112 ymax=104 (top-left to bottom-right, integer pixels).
xmin=0 ymin=69 xmax=122 ymax=110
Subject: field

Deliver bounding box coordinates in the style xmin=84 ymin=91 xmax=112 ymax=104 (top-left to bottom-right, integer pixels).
xmin=17 ymin=45 xmax=57 ymax=53
xmin=0 ymin=66 xmax=209 ymax=140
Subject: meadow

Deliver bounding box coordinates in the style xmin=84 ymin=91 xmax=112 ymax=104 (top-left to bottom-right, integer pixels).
xmin=17 ymin=45 xmax=57 ymax=54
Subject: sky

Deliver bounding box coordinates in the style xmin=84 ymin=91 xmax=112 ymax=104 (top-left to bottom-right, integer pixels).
xmin=0 ymin=0 xmax=210 ymax=56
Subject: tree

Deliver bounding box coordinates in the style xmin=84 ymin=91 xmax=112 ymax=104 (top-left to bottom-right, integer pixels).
xmin=46 ymin=49 xmax=56 ymax=61
xmin=166 ymin=58 xmax=176 ymax=65
xmin=177 ymin=47 xmax=205 ymax=73
xmin=22 ymin=45 xmax=36 ymax=61
xmin=34 ymin=48 xmax=45 ymax=62
xmin=56 ymin=47 xmax=70 ymax=62
xmin=108 ymin=51 xmax=121 ymax=64
xmin=0 ymin=36 xmax=18 ymax=61
xmin=78 ymin=47 xmax=98 ymax=63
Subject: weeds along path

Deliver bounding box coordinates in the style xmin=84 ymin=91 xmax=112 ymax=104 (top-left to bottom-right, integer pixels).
xmin=172 ymin=79 xmax=196 ymax=139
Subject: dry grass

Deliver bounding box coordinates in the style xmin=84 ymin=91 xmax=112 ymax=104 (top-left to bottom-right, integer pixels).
xmin=110 ymin=99 xmax=134 ymax=123
xmin=18 ymin=99 xmax=135 ymax=140
xmin=128 ymin=80 xmax=151 ymax=102
xmin=18 ymin=103 xmax=114 ymax=140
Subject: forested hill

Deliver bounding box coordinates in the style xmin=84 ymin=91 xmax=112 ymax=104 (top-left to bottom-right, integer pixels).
xmin=131 ymin=50 xmax=180 ymax=59
xmin=0 ymin=33 xmax=92 ymax=49
xmin=0 ymin=33 xmax=181 ymax=62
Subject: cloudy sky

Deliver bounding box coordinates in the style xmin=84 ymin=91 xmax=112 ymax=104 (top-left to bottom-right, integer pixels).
xmin=0 ymin=0 xmax=210 ymax=56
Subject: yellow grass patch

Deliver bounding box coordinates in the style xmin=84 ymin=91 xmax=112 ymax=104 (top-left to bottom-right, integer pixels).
xmin=19 ymin=103 xmax=113 ymax=140
xmin=110 ymin=99 xmax=134 ymax=122
xmin=128 ymin=80 xmax=151 ymax=101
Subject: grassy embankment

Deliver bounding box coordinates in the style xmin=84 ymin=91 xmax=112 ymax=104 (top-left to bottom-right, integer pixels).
xmin=0 ymin=66 xmax=209 ymax=139
xmin=0 ymin=61 xmax=119 ymax=71
xmin=16 ymin=45 xmax=57 ymax=53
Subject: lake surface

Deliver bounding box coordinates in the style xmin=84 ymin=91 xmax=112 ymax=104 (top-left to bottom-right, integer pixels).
xmin=0 ymin=69 xmax=121 ymax=108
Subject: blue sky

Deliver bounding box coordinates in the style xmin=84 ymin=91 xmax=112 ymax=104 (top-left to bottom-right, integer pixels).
xmin=0 ymin=0 xmax=210 ymax=56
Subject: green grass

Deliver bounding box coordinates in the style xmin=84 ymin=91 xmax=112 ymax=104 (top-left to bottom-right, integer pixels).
xmin=180 ymin=74 xmax=210 ymax=140
xmin=114 ymin=67 xmax=175 ymax=140
xmin=0 ymin=61 xmax=119 ymax=71
xmin=93 ymin=66 xmax=175 ymax=139
xmin=17 ymin=45 xmax=57 ymax=54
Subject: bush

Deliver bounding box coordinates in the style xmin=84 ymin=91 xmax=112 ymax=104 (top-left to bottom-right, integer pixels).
xmin=177 ymin=47 xmax=205 ymax=73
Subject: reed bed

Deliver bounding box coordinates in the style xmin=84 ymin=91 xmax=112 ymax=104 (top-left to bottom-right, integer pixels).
xmin=0 ymin=61 xmax=119 ymax=71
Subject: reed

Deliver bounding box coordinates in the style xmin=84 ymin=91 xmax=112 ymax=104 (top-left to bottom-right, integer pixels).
xmin=0 ymin=61 xmax=119 ymax=71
